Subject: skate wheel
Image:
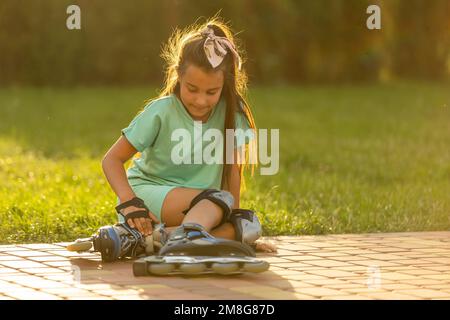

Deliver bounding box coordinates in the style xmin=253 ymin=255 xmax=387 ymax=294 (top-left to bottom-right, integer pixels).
xmin=66 ymin=241 xmax=92 ymax=252
xmin=243 ymin=261 xmax=269 ymax=273
xmin=133 ymin=260 xmax=148 ymax=277
xmin=178 ymin=263 xmax=207 ymax=274
xmin=211 ymin=262 xmax=239 ymax=275
xmin=148 ymin=263 xmax=175 ymax=275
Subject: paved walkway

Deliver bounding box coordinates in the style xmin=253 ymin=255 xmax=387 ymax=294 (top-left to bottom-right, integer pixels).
xmin=0 ymin=231 xmax=449 ymax=300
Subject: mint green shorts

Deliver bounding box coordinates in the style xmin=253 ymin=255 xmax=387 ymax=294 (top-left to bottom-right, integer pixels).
xmin=117 ymin=184 xmax=178 ymax=223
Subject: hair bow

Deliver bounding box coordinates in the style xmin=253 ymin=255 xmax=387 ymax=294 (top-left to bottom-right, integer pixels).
xmin=201 ymin=27 xmax=242 ymax=70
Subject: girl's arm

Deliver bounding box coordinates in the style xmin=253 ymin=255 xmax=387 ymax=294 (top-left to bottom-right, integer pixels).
xmin=101 ymin=135 xmax=159 ymax=236
xmin=102 ymin=136 xmax=138 ymax=203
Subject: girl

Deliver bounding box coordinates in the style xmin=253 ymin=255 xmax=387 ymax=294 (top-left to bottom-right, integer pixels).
xmin=101 ymin=17 xmax=259 ymax=251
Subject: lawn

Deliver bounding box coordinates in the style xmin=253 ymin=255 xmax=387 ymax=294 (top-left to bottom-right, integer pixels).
xmin=0 ymin=83 xmax=449 ymax=243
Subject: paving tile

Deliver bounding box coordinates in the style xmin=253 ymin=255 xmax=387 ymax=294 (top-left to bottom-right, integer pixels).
xmin=343 ymin=288 xmax=390 ymax=295
xmin=112 ymin=294 xmax=149 ymax=300
xmin=0 ymin=246 xmax=30 ymax=252
xmin=405 ymin=279 xmax=446 ymax=286
xmin=370 ymin=247 xmax=407 ymax=253
xmin=326 ymin=283 xmax=365 ymax=290
xmin=1 ymin=232 xmax=450 ymax=300
xmin=186 ymin=287 xmax=239 ymax=297
xmin=425 ymin=284 xmax=450 ymax=290
xmin=274 ymin=249 xmax=303 ymax=256
xmin=67 ymin=296 xmax=115 ymax=300
xmin=17 ymin=244 xmax=63 ymax=250
xmin=255 ymin=278 xmax=310 ymax=290
xmin=42 ymin=261 xmax=76 ymax=267
xmin=262 ymin=256 xmax=296 ymax=263
xmin=274 ymin=262 xmax=318 ymax=268
xmin=0 ymin=267 xmax=21 ymax=274
xmin=419 ymin=274 xmax=450 ymax=281
xmin=5 ymin=288 xmax=63 ymax=300
xmin=0 ymin=260 xmax=48 ymax=269
xmin=377 ymin=272 xmax=423 ymax=281
xmin=337 ymin=249 xmax=377 ymax=255
xmin=300 ymin=260 xmax=354 ymax=268
xmin=421 ymin=257 xmax=450 ymax=264
xmin=229 ymin=286 xmax=298 ymax=299
xmin=44 ymin=287 xmax=102 ymax=298
xmin=6 ymin=275 xmax=71 ymax=289
xmin=381 ymin=283 xmax=422 ymax=290
xmin=391 ymin=259 xmax=437 ymax=266
xmin=282 ymin=273 xmax=330 ymax=281
xmin=395 ymin=289 xmax=450 ymax=299
xmin=310 ymin=251 xmax=350 ymax=257
xmin=93 ymin=288 xmax=145 ymax=296
xmin=292 ymin=242 xmax=344 ymax=249
xmin=331 ymin=256 xmax=370 ymax=261
xmin=324 ymin=295 xmax=372 ymax=300
xmin=304 ymin=269 xmax=359 ymax=278
xmin=271 ymin=269 xmax=307 ymax=276
xmin=359 ymin=254 xmax=407 ymax=261
xmin=157 ymin=293 xmax=216 ymax=300
xmin=336 ymin=266 xmax=368 ymax=272
xmin=0 ymin=255 xmax=27 ymax=261
xmin=361 ymin=292 xmax=419 ymax=300
xmin=415 ymin=248 xmax=450 ymax=253
xmin=41 ymin=274 xmax=81 ymax=283
xmin=276 ymin=244 xmax=320 ymax=251
xmin=5 ymin=250 xmax=54 ymax=257
xmin=301 ymin=278 xmax=350 ymax=286
xmin=28 ymin=256 xmax=71 ymax=262
xmin=350 ymin=260 xmax=400 ymax=267
xmin=18 ymin=267 xmax=68 ymax=275
xmin=295 ymin=286 xmax=349 ymax=297
xmin=280 ymin=255 xmax=323 ymax=261
xmin=421 ymin=266 xmax=450 ymax=272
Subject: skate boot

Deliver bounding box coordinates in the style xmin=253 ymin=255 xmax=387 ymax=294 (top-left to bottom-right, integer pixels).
xmin=133 ymin=223 xmax=269 ymax=276
xmin=66 ymin=223 xmax=169 ymax=262
xmin=66 ymin=197 xmax=169 ymax=262
xmin=229 ymin=209 xmax=262 ymax=246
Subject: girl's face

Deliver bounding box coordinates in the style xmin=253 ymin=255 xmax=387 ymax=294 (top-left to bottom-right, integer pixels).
xmin=178 ymin=64 xmax=224 ymax=122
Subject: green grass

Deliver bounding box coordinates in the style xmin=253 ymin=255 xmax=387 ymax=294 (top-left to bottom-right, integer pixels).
xmin=0 ymin=83 xmax=449 ymax=243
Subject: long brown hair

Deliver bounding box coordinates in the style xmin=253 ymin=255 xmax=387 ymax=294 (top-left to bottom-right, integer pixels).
xmin=150 ymin=16 xmax=257 ymax=191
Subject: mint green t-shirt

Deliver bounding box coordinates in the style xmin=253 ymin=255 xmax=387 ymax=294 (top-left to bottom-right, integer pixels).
xmin=121 ymin=93 xmax=253 ymax=190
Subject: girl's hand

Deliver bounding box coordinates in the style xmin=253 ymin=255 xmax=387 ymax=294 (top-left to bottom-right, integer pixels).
xmin=122 ymin=206 xmax=160 ymax=236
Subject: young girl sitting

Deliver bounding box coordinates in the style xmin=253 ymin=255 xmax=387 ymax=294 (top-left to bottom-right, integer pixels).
xmin=101 ymin=17 xmax=267 ymax=258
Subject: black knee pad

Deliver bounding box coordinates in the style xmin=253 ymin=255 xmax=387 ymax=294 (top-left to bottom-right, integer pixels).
xmin=182 ymin=189 xmax=234 ymax=224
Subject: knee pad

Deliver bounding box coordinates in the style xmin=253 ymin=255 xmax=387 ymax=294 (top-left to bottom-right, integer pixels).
xmin=182 ymin=189 xmax=234 ymax=224
xmin=229 ymin=209 xmax=262 ymax=245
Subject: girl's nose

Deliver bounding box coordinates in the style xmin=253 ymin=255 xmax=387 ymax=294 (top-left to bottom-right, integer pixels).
xmin=195 ymin=96 xmax=208 ymax=108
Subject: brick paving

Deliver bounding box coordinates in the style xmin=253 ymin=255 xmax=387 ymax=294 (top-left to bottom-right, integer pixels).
xmin=0 ymin=231 xmax=449 ymax=300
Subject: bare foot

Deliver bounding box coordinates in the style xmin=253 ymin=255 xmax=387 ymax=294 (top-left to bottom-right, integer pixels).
xmin=254 ymin=240 xmax=278 ymax=253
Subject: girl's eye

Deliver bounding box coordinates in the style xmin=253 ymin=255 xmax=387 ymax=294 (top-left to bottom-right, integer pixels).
xmin=207 ymin=91 xmax=217 ymax=95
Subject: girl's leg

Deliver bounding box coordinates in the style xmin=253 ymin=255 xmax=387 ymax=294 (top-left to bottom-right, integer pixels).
xmin=209 ymin=222 xmax=235 ymax=239
xmin=160 ymin=187 xmax=202 ymax=227
xmin=160 ymin=187 xmax=235 ymax=240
